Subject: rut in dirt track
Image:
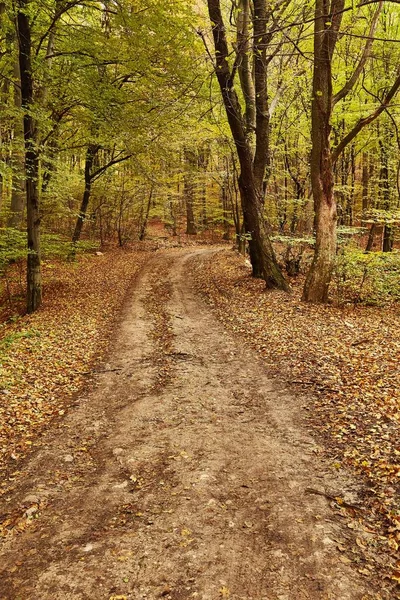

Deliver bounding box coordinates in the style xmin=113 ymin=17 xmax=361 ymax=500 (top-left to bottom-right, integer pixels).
xmin=0 ymin=248 xmax=369 ymax=600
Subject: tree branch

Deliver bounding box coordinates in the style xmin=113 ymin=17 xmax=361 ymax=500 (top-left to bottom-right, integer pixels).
xmin=91 ymin=153 xmax=133 ymax=181
xmin=332 ymin=67 xmax=400 ymax=163
xmin=333 ymin=1 xmax=382 ymax=106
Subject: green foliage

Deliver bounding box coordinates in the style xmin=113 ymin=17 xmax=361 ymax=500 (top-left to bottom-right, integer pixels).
xmin=0 ymin=228 xmax=27 ymax=272
xmin=333 ymin=247 xmax=400 ymax=305
xmin=271 ymin=235 xmax=315 ymax=276
xmin=271 ymin=234 xmax=315 ymax=247
xmin=0 ymin=328 xmax=40 ymax=354
xmin=337 ymin=226 xmax=366 ymax=243
xmin=364 ymin=209 xmax=400 ymax=225
xmin=41 ymin=235 xmax=97 ymax=260
xmin=0 ymin=228 xmax=97 ymax=273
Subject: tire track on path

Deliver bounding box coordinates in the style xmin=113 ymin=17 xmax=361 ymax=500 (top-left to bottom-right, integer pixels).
xmin=0 ymin=248 xmax=371 ymax=600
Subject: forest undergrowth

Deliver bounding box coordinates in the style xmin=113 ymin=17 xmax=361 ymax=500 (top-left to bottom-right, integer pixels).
xmin=191 ymin=248 xmax=400 ymax=590
xmin=0 ymin=245 xmax=152 ymax=489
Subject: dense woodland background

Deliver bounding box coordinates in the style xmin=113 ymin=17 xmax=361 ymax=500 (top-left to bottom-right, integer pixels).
xmin=1 ymin=2 xmax=400 ymax=590
xmin=1 ymin=0 xmax=400 ymax=310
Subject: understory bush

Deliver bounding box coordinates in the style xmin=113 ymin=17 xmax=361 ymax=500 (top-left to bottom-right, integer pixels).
xmin=272 ymin=235 xmax=314 ymax=276
xmin=333 ymin=247 xmax=400 ymax=305
xmin=0 ymin=228 xmax=97 ymax=273
xmin=0 ymin=228 xmax=98 ymax=309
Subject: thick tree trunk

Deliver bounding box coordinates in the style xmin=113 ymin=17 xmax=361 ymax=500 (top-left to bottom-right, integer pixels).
xmin=72 ymin=144 xmax=98 ymax=243
xmin=17 ymin=1 xmax=42 ymax=313
xmin=302 ymin=0 xmax=344 ymax=303
xmin=207 ymin=0 xmax=287 ymax=291
xmin=303 ymin=200 xmax=337 ymax=302
xmin=239 ymin=172 xmax=285 ymax=286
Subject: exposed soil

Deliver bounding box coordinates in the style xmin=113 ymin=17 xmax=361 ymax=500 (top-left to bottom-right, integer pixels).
xmin=0 ymin=248 xmax=376 ymax=599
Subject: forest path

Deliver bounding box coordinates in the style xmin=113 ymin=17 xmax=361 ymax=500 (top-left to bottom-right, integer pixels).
xmin=0 ymin=248 xmax=368 ymax=600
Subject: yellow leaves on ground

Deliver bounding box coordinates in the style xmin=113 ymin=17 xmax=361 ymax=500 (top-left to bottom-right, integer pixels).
xmin=0 ymin=247 xmax=149 ymax=486
xmin=191 ymin=249 xmax=400 ymax=588
xmin=219 ymin=586 xmax=231 ymax=598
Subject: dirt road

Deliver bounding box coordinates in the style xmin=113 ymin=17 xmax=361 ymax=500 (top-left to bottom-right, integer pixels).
xmin=0 ymin=248 xmax=369 ymax=599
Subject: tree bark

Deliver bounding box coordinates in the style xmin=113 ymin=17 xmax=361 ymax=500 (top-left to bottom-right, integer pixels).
xmin=139 ymin=185 xmax=154 ymax=241
xmin=236 ymin=0 xmax=256 ymax=148
xmin=184 ymin=148 xmax=197 ymax=235
xmin=17 ymin=0 xmax=42 ymax=313
xmin=206 ymin=0 xmax=287 ymax=290
xmin=365 ymin=223 xmax=377 ymax=252
xmin=72 ymin=143 xmax=99 ymax=243
xmin=361 ymin=152 xmax=370 ymax=214
xmin=379 ymin=138 xmax=393 ymax=252
xmin=302 ymin=0 xmax=344 ymax=303
xmin=9 ymin=57 xmax=26 ymax=228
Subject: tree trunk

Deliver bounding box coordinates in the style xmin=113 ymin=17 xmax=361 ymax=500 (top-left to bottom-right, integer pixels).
xmin=365 ymin=223 xmax=377 ymax=252
xmin=302 ymin=0 xmax=344 ymax=303
xmin=17 ymin=1 xmax=42 ymax=313
xmin=236 ymin=0 xmax=256 ymax=149
xmin=139 ymin=185 xmax=154 ymax=241
xmin=228 ymin=155 xmax=243 ymax=250
xmin=206 ymin=0 xmax=287 ymax=290
xmin=72 ymin=143 xmax=98 ymax=243
xmin=184 ymin=148 xmax=197 ymax=235
xmin=9 ymin=57 xmax=26 ymax=228
xmin=221 ymin=182 xmax=230 ymax=241
xmin=198 ymin=143 xmax=210 ymax=228
xmin=361 ymin=152 xmax=370 ymax=214
xmin=380 ymin=140 xmax=393 ymax=252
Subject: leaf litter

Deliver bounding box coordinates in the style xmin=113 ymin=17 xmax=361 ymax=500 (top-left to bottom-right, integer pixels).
xmin=0 ymin=246 xmax=150 ymax=492
xmin=191 ymin=248 xmax=400 ymax=597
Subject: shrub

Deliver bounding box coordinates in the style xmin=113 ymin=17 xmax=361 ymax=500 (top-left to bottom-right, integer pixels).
xmin=333 ymin=247 xmax=400 ymax=305
xmin=0 ymin=228 xmax=27 ymax=273
xmin=271 ymin=235 xmax=315 ymax=276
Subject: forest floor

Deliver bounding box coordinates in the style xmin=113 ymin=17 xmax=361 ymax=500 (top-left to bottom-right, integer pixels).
xmin=0 ymin=246 xmax=398 ymax=599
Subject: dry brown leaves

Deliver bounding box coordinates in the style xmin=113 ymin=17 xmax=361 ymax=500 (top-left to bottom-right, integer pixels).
xmin=191 ymin=248 xmax=400 ymax=593
xmin=0 ymin=246 xmax=150 ymax=489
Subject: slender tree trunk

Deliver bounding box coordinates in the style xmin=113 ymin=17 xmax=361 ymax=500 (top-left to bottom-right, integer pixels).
xmin=365 ymin=223 xmax=377 ymax=252
xmin=346 ymin=144 xmax=355 ymax=226
xmin=139 ymin=185 xmax=154 ymax=241
xmin=221 ymin=182 xmax=230 ymax=241
xmin=198 ymin=143 xmax=210 ymax=227
xmin=184 ymin=148 xmax=197 ymax=235
xmin=17 ymin=1 xmax=42 ymax=313
xmin=228 ymin=156 xmax=244 ymax=250
xmin=361 ymin=152 xmax=370 ymax=214
xmin=41 ymin=138 xmax=58 ymax=194
xmin=379 ymin=139 xmax=393 ymax=252
xmin=72 ymin=143 xmax=98 ymax=243
xmin=236 ymin=0 xmax=256 ymax=149
xmin=284 ymin=141 xmax=305 ymax=234
xmin=9 ymin=57 xmax=26 ymax=228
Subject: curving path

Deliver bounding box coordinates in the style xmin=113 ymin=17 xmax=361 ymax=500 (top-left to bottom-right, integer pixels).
xmin=0 ymin=248 xmax=368 ymax=600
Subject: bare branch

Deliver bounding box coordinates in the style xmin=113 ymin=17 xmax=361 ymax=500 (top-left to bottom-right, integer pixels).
xmin=332 ymin=67 xmax=400 ymax=162
xmin=196 ymin=28 xmax=216 ymax=68
xmin=91 ymin=153 xmax=133 ymax=181
xmin=333 ymin=1 xmax=383 ymax=106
